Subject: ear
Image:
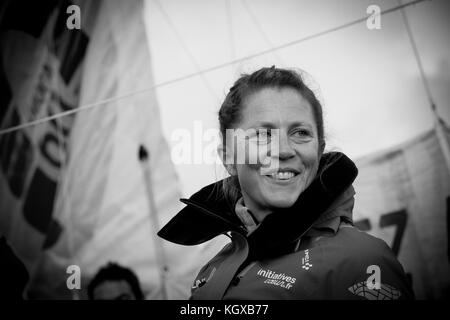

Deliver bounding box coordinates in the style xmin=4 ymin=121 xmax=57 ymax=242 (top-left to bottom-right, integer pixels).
xmin=217 ymin=143 xmax=237 ymax=175
xmin=319 ymin=141 xmax=326 ymax=156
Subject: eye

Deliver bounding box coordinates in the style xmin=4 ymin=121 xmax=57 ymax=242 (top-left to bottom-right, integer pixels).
xmin=256 ymin=129 xmax=271 ymax=143
xmin=256 ymin=129 xmax=270 ymax=138
xmin=291 ymin=128 xmax=312 ymax=141
xmin=294 ymin=129 xmax=309 ymax=136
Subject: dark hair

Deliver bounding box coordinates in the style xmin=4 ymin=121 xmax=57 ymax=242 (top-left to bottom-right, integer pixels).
xmin=87 ymin=262 xmax=144 ymax=300
xmin=218 ymin=66 xmax=325 ymax=205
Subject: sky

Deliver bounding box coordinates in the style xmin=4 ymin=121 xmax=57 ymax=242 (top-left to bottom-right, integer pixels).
xmin=143 ymin=0 xmax=450 ymax=197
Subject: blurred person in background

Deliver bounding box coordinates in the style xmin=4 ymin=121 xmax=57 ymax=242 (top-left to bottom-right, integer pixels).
xmin=88 ymin=262 xmax=144 ymax=300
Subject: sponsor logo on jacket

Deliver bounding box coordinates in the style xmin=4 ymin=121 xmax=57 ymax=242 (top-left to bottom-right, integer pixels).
xmin=301 ymin=249 xmax=313 ymax=270
xmin=257 ymin=268 xmax=296 ymax=290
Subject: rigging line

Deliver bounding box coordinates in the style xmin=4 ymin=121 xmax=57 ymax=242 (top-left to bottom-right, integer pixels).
xmin=241 ymin=0 xmax=284 ymax=65
xmin=0 ymin=0 xmax=428 ymax=136
xmin=225 ymin=0 xmax=236 ymax=62
xmin=152 ymin=0 xmax=219 ymax=102
xmin=397 ymin=0 xmax=435 ymax=109
xmin=225 ymin=0 xmax=238 ymax=77
xmin=397 ymin=0 xmax=450 ymax=174
xmin=0 ymin=86 xmax=157 ymax=135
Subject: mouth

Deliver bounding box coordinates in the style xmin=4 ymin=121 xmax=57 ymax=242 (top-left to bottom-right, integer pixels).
xmin=264 ymin=169 xmax=300 ymax=181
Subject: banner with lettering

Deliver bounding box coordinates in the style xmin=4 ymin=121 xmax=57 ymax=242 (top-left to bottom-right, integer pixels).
xmin=0 ymin=0 xmax=96 ymax=275
xmin=0 ymin=0 xmax=212 ymax=299
xmin=17 ymin=0 xmax=218 ymax=299
xmin=353 ymin=124 xmax=450 ymax=299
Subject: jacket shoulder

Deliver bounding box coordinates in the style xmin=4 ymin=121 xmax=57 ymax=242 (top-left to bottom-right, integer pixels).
xmin=317 ymin=225 xmax=415 ymax=299
xmin=334 ymin=225 xmax=393 ymax=255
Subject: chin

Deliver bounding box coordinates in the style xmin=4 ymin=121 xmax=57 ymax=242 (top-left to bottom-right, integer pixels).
xmin=266 ymin=195 xmax=298 ymax=209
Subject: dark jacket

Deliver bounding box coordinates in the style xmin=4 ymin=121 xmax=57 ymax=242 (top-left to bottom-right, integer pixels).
xmin=158 ymin=152 xmax=415 ymax=300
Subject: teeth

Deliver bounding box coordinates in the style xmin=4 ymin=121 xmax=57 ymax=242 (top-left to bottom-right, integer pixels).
xmin=270 ymin=171 xmax=295 ymax=180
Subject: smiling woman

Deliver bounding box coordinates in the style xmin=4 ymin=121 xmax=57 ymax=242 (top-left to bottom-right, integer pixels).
xmin=232 ymin=86 xmax=321 ymax=222
xmin=158 ymin=67 xmax=415 ymax=300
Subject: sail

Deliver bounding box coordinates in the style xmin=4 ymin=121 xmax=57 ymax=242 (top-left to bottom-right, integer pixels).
xmin=353 ymin=124 xmax=450 ymax=299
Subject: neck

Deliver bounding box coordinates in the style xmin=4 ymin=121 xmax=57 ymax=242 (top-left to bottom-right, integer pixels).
xmin=241 ymin=195 xmax=273 ymax=223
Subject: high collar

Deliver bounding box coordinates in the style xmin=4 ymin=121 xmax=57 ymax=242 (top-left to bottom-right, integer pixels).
xmin=236 ymin=185 xmax=356 ymax=236
xmin=310 ymin=185 xmax=355 ymax=232
xmin=158 ymin=152 xmax=358 ymax=259
xmin=234 ymin=197 xmax=259 ymax=235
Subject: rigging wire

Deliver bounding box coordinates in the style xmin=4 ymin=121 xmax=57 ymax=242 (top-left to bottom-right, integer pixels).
xmin=153 ymin=0 xmax=220 ymax=103
xmin=0 ymin=0 xmax=429 ymax=136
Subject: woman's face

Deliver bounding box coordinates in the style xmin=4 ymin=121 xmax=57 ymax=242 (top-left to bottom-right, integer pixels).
xmin=234 ymin=86 xmax=320 ymax=218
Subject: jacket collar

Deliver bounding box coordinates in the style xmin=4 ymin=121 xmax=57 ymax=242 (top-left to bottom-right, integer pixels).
xmin=158 ymin=152 xmax=358 ymax=259
xmin=310 ymin=185 xmax=355 ymax=233
xmin=235 ymin=185 xmax=355 ymax=236
xmin=235 ymin=198 xmax=259 ymax=235
xmin=157 ymin=179 xmax=246 ymax=246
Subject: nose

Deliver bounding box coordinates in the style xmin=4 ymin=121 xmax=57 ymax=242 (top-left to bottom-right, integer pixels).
xmin=277 ymin=131 xmax=295 ymax=160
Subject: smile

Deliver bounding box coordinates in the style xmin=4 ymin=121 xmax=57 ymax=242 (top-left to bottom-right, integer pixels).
xmin=264 ymin=170 xmax=300 ymax=181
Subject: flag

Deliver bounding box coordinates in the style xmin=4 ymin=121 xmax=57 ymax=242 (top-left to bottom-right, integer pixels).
xmin=0 ymin=0 xmax=95 ymax=284
xmin=1 ymin=0 xmax=218 ymax=299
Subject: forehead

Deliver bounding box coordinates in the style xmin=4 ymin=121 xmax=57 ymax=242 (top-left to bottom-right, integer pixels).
xmin=240 ymin=87 xmax=315 ymax=127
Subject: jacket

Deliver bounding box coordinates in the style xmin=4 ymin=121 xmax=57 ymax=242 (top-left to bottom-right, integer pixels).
xmin=158 ymin=152 xmax=415 ymax=300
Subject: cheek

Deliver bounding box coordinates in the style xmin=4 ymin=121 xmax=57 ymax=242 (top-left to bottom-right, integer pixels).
xmin=234 ymin=140 xmax=271 ymax=168
xmin=303 ymin=151 xmax=320 ymax=180
xmin=295 ymin=142 xmax=320 ymax=175
xmin=236 ymin=164 xmax=258 ymax=182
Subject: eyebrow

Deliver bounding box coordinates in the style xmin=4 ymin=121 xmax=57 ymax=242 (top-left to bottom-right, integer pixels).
xmin=289 ymin=122 xmax=314 ymax=130
xmin=246 ymin=121 xmax=314 ymax=130
xmin=247 ymin=121 xmax=277 ymax=129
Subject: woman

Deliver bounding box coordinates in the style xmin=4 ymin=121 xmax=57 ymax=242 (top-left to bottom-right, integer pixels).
xmin=158 ymin=67 xmax=414 ymax=300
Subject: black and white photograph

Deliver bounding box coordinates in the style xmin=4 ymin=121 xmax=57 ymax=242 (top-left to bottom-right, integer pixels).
xmin=0 ymin=0 xmax=449 ymax=308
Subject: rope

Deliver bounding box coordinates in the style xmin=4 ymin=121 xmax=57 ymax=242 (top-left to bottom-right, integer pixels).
xmin=397 ymin=0 xmax=435 ymax=109
xmin=0 ymin=0 xmax=428 ymax=136
xmin=152 ymin=0 xmax=219 ymax=102
xmin=241 ymin=0 xmax=285 ymax=65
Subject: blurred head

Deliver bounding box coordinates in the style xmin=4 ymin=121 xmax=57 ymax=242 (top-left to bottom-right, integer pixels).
xmin=218 ymin=67 xmax=325 ymax=220
xmin=88 ymin=262 xmax=144 ymax=300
